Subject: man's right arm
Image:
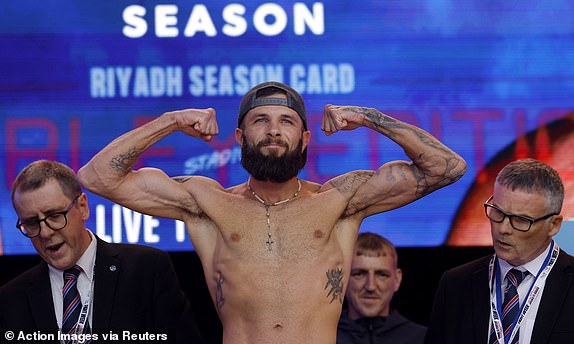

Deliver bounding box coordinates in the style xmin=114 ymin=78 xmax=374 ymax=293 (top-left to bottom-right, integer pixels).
xmin=78 ymin=108 xmax=219 ymax=220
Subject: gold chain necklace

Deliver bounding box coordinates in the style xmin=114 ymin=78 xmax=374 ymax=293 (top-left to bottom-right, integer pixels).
xmin=247 ymin=178 xmax=302 ymax=251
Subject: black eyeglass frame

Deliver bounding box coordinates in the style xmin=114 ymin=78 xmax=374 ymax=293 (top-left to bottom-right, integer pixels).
xmin=483 ymin=195 xmax=558 ymax=232
xmin=16 ymin=194 xmax=81 ymax=238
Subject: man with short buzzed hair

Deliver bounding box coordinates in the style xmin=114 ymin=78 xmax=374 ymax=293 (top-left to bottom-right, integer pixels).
xmin=337 ymin=232 xmax=426 ymax=344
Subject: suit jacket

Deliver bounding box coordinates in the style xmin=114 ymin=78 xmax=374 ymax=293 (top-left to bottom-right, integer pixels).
xmin=0 ymin=237 xmax=204 ymax=344
xmin=425 ymin=250 xmax=574 ymax=344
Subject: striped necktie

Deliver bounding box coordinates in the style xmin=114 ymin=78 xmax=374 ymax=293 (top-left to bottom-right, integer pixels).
xmin=490 ymin=268 xmax=527 ymax=344
xmin=62 ymin=265 xmax=90 ymax=343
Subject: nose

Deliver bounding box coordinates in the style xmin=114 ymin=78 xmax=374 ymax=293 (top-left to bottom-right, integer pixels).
xmin=37 ymin=221 xmax=56 ymax=239
xmin=494 ymin=216 xmax=514 ymax=235
xmin=266 ymin=120 xmax=281 ymax=137
xmin=364 ymin=272 xmax=377 ymax=291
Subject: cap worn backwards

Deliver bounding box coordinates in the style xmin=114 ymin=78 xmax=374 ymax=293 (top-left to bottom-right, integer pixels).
xmin=238 ymin=81 xmax=307 ymax=130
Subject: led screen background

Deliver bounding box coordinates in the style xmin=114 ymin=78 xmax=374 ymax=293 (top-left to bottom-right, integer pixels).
xmin=1 ymin=1 xmax=574 ymax=255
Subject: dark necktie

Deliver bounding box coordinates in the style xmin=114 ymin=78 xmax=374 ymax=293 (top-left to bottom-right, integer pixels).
xmin=62 ymin=265 xmax=91 ymax=343
xmin=490 ymin=268 xmax=527 ymax=344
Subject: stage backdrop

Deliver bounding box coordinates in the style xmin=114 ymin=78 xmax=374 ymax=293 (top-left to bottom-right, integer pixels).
xmin=1 ymin=1 xmax=574 ymax=255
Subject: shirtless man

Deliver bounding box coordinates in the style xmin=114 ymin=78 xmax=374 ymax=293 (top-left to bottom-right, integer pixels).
xmin=78 ymin=81 xmax=466 ymax=344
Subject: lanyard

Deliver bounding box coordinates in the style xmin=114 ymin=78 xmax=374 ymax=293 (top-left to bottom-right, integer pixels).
xmin=488 ymin=241 xmax=559 ymax=344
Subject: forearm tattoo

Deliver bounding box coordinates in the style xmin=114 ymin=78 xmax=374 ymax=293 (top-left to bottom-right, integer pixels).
xmin=216 ymin=273 xmax=225 ymax=311
xmin=109 ymin=147 xmax=143 ymax=173
xmin=324 ymin=267 xmax=344 ymax=304
xmin=358 ymin=107 xmax=464 ymax=196
xmin=172 ymin=176 xmax=192 ymax=183
xmin=329 ymin=171 xmax=374 ymax=197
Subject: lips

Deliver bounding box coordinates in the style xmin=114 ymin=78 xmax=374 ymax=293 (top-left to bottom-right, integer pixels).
xmin=359 ymin=295 xmax=380 ymax=301
xmin=495 ymin=239 xmax=512 ymax=249
xmin=259 ymin=140 xmax=288 ymax=148
xmin=46 ymin=242 xmax=65 ymax=253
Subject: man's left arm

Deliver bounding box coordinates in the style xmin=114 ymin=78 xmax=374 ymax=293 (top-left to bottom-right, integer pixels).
xmin=322 ymin=105 xmax=467 ymax=218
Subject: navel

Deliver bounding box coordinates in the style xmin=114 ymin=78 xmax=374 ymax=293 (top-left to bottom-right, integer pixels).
xmin=314 ymin=230 xmax=324 ymax=239
xmin=230 ymin=233 xmax=241 ymax=242
xmin=273 ymin=322 xmax=283 ymax=329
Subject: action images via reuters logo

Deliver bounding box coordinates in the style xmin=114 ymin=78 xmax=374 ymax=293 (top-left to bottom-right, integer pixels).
xmin=3 ymin=330 xmax=168 ymax=342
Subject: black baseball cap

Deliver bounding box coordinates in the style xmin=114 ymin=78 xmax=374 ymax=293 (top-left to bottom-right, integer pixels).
xmin=238 ymin=81 xmax=307 ymax=130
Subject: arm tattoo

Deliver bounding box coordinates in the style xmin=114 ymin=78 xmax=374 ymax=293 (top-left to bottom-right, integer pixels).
xmin=172 ymin=176 xmax=192 ymax=183
xmin=329 ymin=171 xmax=374 ymax=197
xmin=364 ymin=108 xmax=387 ymax=129
xmin=109 ymin=147 xmax=143 ymax=173
xmin=324 ymin=267 xmax=344 ymax=304
xmin=216 ymin=273 xmax=225 ymax=311
xmin=412 ymin=156 xmax=464 ymax=197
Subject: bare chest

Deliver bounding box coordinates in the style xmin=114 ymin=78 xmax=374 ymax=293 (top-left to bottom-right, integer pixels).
xmin=218 ymin=199 xmax=342 ymax=259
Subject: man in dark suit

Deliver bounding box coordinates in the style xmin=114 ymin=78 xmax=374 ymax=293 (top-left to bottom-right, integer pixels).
xmin=425 ymin=158 xmax=574 ymax=344
xmin=0 ymin=160 xmax=204 ymax=343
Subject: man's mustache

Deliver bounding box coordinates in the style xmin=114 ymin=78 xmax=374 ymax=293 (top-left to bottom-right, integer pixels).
xmin=257 ymin=139 xmax=288 ymax=148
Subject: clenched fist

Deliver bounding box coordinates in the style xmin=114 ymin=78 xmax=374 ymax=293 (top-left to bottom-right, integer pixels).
xmin=168 ymin=108 xmax=219 ymax=142
xmin=321 ymin=105 xmax=367 ymax=136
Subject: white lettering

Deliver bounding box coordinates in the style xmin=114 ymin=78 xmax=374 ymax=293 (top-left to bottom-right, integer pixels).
xmin=133 ymin=67 xmax=150 ymax=97
xmin=184 ymin=4 xmax=217 ymax=37
xmin=222 ymin=4 xmax=247 ymax=37
xmin=144 ymin=216 xmax=160 ymax=243
xmin=90 ymin=66 xmax=182 ymax=98
xmin=155 ymin=5 xmax=179 ymax=37
xmin=294 ymin=2 xmax=324 ymax=35
xmin=113 ymin=204 xmax=122 ymax=242
xmin=124 ymin=208 xmax=143 ymax=243
xmin=122 ymin=5 xmax=147 ymax=38
xmin=121 ymin=3 xmax=325 ymax=38
xmin=289 ymin=63 xmax=355 ymax=94
xmin=90 ymin=63 xmax=354 ymax=98
xmin=90 ymin=68 xmax=106 ymax=98
xmin=95 ymin=204 xmax=112 ymax=242
xmin=253 ymin=3 xmax=288 ymax=36
xmin=176 ymin=220 xmax=186 ymax=242
xmin=94 ymin=204 xmax=168 ymax=243
xmin=116 ymin=67 xmax=133 ymax=97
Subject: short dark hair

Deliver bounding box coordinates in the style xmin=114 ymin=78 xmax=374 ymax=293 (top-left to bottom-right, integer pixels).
xmin=496 ymin=158 xmax=564 ymax=213
xmin=11 ymin=160 xmax=82 ymax=207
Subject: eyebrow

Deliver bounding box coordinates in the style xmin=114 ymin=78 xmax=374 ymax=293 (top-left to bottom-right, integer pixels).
xmin=20 ymin=204 xmax=69 ymax=221
xmin=491 ymin=202 xmax=538 ymax=219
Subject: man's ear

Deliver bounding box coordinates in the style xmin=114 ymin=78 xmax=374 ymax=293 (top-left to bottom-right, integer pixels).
xmin=235 ymin=128 xmax=244 ymax=145
xmin=301 ymin=130 xmax=311 ymax=151
xmin=78 ymin=193 xmax=90 ymax=221
xmin=394 ymin=268 xmax=403 ymax=293
xmin=548 ymin=214 xmax=563 ymax=237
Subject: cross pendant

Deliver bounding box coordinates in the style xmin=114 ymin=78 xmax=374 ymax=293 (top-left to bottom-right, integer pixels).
xmin=266 ymin=233 xmax=274 ymax=251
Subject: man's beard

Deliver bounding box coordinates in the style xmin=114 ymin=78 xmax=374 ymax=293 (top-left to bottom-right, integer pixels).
xmin=241 ymin=135 xmax=307 ymax=183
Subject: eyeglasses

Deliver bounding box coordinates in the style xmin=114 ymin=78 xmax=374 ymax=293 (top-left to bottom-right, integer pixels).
xmin=16 ymin=195 xmax=81 ymax=238
xmin=483 ymin=195 xmax=558 ymax=232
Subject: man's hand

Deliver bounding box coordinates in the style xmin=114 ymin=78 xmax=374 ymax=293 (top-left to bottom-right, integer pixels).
xmin=321 ymin=105 xmax=366 ymax=136
xmin=168 ymin=108 xmax=219 ymax=142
